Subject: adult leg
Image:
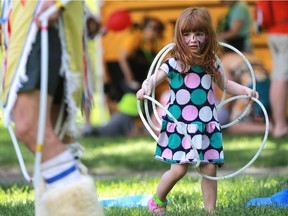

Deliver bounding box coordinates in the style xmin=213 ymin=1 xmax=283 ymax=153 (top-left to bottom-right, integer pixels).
xmin=270 ymin=80 xmax=288 ymax=137
xmin=14 ymin=91 xmax=104 ymax=216
xmin=200 ymin=163 xmax=217 ymax=213
xmin=13 ymin=90 xmax=65 ymax=162
xmin=268 ymin=35 xmax=288 ymax=137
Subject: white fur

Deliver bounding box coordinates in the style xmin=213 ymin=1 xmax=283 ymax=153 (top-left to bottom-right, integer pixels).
xmin=41 ymin=175 xmax=104 ymax=216
xmin=34 ymin=178 xmax=49 ymax=216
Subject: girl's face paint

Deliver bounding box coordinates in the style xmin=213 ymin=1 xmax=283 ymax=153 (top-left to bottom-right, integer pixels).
xmin=183 ymin=31 xmax=206 ymax=52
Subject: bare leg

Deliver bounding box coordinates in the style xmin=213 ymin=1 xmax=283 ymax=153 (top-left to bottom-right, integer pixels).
xmin=200 ymin=163 xmax=217 ymax=213
xmin=270 ymin=80 xmax=288 ymax=137
xmin=156 ymin=164 xmax=189 ymax=202
xmin=227 ymin=122 xmax=268 ymax=135
xmin=13 ymin=90 xmax=65 ymax=162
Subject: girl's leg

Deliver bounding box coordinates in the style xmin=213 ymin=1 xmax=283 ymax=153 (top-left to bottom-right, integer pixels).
xmin=156 ymin=164 xmax=189 ymax=202
xmin=200 ymin=163 xmax=217 ymax=213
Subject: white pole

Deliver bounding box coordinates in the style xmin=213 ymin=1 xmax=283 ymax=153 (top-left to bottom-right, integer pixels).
xmin=33 ymin=0 xmax=71 ymax=187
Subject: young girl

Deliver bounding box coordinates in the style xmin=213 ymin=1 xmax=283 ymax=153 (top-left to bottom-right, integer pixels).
xmin=136 ymin=7 xmax=258 ymax=214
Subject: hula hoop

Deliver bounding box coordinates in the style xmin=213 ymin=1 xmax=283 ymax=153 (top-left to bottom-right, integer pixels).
xmin=138 ymin=95 xmax=201 ymax=168
xmin=219 ymin=42 xmax=256 ymax=129
xmin=137 ymin=42 xmax=269 ymax=180
xmin=196 ymin=95 xmax=269 ymax=180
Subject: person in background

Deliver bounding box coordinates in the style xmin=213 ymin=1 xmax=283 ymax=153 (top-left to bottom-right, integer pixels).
xmin=217 ymin=0 xmax=252 ymax=53
xmin=137 ymin=7 xmax=258 ymax=214
xmin=246 ymin=0 xmax=288 ymax=208
xmin=0 ymin=1 xmax=103 ymax=215
xmin=100 ymin=16 xmax=167 ymax=136
xmin=215 ymin=53 xmax=271 ymax=135
xmin=119 ymin=16 xmax=165 ymax=92
xmin=87 ymin=92 xmax=140 ymax=137
xmin=265 ymin=1 xmax=288 ymax=138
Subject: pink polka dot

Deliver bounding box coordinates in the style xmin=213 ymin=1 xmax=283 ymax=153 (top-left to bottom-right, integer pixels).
xmin=207 ymin=89 xmax=215 ymax=105
xmin=182 ymin=105 xmax=198 ymax=121
xmin=182 ymin=136 xmax=191 ymax=149
xmin=184 ymin=74 xmax=200 ymax=89
xmin=162 ymin=148 xmax=173 ymax=159
xmin=204 ymin=149 xmax=219 ymax=160
xmin=206 ymin=122 xmax=216 ymax=133
xmin=167 ymin=122 xmax=176 ymax=133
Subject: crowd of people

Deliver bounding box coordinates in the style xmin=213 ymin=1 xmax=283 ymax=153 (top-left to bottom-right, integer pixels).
xmin=0 ymin=0 xmax=287 ymax=215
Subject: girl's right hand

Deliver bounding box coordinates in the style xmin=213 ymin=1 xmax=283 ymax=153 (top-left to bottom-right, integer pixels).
xmin=136 ymin=79 xmax=152 ymax=100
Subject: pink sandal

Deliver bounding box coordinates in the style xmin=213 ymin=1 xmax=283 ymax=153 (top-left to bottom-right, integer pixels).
xmin=147 ymin=194 xmax=167 ymax=215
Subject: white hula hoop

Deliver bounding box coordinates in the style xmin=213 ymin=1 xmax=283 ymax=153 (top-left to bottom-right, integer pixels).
xmin=137 ymin=42 xmax=269 ymax=180
xmin=219 ymin=42 xmax=257 ymax=129
xmin=138 ymin=95 xmax=201 ymax=168
xmin=196 ymin=95 xmax=269 ymax=180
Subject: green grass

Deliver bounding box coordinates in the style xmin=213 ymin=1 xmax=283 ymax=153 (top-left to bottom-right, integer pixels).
xmin=0 ymin=125 xmax=288 ymax=215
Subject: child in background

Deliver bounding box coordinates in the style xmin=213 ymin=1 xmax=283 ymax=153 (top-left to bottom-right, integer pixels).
xmin=136 ymin=7 xmax=258 ymax=214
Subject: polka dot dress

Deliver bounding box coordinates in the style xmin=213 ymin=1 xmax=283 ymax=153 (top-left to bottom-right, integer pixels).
xmin=155 ymin=58 xmax=224 ymax=165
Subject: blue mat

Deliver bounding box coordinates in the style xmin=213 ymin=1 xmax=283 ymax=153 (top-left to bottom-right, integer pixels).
xmin=246 ymin=188 xmax=288 ymax=208
xmin=99 ymin=195 xmax=151 ymax=207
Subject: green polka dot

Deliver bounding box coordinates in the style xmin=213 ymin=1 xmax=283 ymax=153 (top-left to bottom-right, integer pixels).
xmin=191 ymin=89 xmax=207 ymax=105
xmin=161 ymin=120 xmax=168 ymax=130
xmin=170 ymin=71 xmax=183 ymax=89
xmin=168 ymin=134 xmax=181 ymax=149
xmin=199 ymin=152 xmax=204 ymax=160
xmin=155 ymin=146 xmax=162 ymax=156
xmin=210 ymin=132 xmax=223 ymax=149
xmin=168 ymin=105 xmax=181 ymax=120
xmin=192 ymin=121 xmax=204 ymax=132
xmin=191 ymin=65 xmax=203 ymax=73
xmin=165 ymin=158 xmax=176 ymax=164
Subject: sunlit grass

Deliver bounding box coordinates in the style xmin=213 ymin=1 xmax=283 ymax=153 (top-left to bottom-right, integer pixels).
xmin=1 ymin=125 xmax=287 ymax=215
xmin=1 ymin=176 xmax=287 ymax=216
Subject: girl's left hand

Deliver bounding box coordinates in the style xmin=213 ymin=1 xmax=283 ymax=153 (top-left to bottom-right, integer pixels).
xmin=246 ymin=87 xmax=259 ymax=99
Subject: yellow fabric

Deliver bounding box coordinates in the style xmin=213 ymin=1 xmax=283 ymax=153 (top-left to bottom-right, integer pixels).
xmin=2 ymin=0 xmax=84 ymax=106
xmin=2 ymin=1 xmax=36 ymax=102
xmin=1 ymin=1 xmax=84 ymax=133
xmin=62 ymin=1 xmax=84 ymax=105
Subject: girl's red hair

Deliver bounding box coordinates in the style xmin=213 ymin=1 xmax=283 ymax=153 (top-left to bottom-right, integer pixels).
xmin=172 ymin=7 xmax=221 ymax=77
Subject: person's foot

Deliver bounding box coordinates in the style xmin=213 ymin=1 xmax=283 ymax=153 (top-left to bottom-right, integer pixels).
xmin=272 ymin=126 xmax=288 ymax=138
xmin=147 ymin=196 xmax=167 ymax=215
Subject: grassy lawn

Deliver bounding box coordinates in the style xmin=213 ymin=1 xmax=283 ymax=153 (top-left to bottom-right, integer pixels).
xmin=0 ymin=125 xmax=288 ymax=215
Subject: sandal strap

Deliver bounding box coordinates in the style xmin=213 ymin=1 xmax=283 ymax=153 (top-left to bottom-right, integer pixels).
xmin=154 ymin=194 xmax=167 ymax=207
